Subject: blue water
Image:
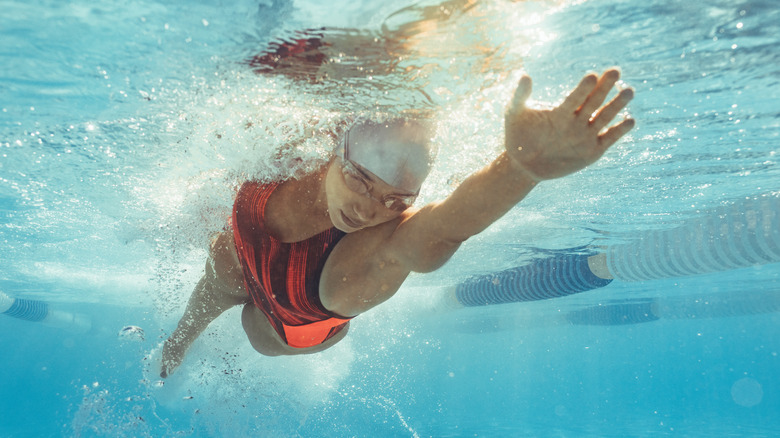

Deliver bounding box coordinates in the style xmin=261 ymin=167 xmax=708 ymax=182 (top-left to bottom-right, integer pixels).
xmin=2 ymin=0 xmax=779 ymax=436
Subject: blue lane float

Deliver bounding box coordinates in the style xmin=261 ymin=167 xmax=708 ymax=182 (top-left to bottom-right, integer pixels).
xmin=454 ymin=195 xmax=779 ymax=308
xmin=2 ymin=297 xmax=49 ymax=322
xmin=454 ymin=253 xmax=612 ymax=307
xmin=1 ymin=291 xmax=92 ymax=333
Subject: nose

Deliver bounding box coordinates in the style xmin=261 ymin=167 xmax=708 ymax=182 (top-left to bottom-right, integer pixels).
xmin=352 ymin=196 xmax=378 ymax=222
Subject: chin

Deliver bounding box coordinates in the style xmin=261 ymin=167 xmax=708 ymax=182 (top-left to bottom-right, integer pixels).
xmin=327 ymin=208 xmax=352 ymax=233
xmin=333 ymin=223 xmax=353 ymax=233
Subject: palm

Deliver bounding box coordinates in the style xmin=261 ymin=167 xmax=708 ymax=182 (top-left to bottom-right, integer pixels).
xmin=505 ymin=69 xmax=635 ymax=181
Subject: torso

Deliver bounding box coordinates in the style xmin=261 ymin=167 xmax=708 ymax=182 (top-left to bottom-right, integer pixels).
xmin=232 ymin=181 xmax=353 ymax=349
xmin=232 ymin=171 xmax=415 ymax=349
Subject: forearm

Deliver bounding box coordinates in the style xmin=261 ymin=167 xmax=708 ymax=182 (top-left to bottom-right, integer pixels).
xmin=395 ymin=151 xmax=537 ymax=272
xmin=428 ymin=151 xmax=537 ymax=243
xmin=396 ymin=69 xmax=634 ymax=272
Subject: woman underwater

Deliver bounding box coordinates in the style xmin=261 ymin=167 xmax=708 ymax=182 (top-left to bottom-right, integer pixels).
xmin=160 ymin=69 xmax=635 ymax=378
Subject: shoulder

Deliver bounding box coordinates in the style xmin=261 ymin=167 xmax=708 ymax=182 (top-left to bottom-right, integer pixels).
xmin=235 ymin=180 xmax=282 ymax=213
xmin=319 ymin=215 xmax=411 ymax=316
xmin=323 ymin=208 xmax=420 ymax=281
xmin=234 ymin=180 xmax=287 ymax=237
xmin=336 ymin=214 xmax=406 ymax=259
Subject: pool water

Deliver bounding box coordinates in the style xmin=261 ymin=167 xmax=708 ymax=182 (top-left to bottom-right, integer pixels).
xmin=1 ymin=0 xmax=778 ymax=436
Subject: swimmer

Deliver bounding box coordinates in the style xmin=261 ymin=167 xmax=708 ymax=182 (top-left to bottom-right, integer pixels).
xmin=160 ymin=69 xmax=635 ymax=377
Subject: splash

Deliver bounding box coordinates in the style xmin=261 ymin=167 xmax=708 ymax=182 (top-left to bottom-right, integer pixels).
xmin=138 ymin=310 xmax=356 ymax=434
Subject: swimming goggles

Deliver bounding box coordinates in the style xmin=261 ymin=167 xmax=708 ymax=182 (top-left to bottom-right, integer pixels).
xmin=341 ymin=131 xmax=417 ymax=212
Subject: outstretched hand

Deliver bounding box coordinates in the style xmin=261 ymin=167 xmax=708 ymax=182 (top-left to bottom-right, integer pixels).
xmin=505 ymin=69 xmax=635 ymax=182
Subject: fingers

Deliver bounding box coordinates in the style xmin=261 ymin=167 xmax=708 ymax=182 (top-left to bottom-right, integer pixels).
xmin=559 ymin=73 xmax=598 ymax=113
xmin=160 ymin=358 xmax=171 ymax=378
xmin=591 ymin=87 xmax=634 ymax=131
xmin=598 ymin=118 xmax=635 ymax=150
xmin=508 ymin=75 xmax=533 ymax=114
xmin=577 ymin=68 xmax=621 ymax=118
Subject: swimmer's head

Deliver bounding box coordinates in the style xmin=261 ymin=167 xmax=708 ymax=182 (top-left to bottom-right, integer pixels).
xmin=341 ymin=117 xmax=436 ymax=194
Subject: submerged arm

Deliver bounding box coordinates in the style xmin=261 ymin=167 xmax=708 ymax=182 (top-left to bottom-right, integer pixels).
xmin=390 ymin=68 xmax=635 ymax=272
xmin=391 ymin=152 xmax=536 ymax=272
xmin=320 ymin=69 xmax=635 ymax=317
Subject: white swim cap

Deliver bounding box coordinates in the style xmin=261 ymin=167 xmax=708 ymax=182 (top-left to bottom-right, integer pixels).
xmin=344 ymin=118 xmax=435 ymax=193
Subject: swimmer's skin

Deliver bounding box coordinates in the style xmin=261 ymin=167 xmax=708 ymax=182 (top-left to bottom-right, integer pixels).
xmin=161 ymin=69 xmax=634 ymax=377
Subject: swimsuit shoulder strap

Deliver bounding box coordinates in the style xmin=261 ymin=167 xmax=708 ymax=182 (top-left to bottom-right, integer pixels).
xmin=238 ymin=180 xmax=281 ymax=233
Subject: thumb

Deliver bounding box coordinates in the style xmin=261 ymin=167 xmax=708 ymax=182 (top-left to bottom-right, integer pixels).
xmin=508 ymin=75 xmax=533 ymax=114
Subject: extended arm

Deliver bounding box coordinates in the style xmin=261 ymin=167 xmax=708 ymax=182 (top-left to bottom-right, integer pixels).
xmin=319 ymin=69 xmax=635 ymax=317
xmin=391 ymin=69 xmax=635 ymax=271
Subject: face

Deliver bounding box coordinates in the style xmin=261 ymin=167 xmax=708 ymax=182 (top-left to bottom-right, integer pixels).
xmin=325 ymin=157 xmax=419 ymax=232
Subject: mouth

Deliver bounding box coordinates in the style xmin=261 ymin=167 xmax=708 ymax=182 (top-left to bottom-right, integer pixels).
xmin=340 ymin=210 xmax=364 ymax=229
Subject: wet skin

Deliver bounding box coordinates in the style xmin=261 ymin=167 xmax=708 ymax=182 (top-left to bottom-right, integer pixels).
xmin=161 ymin=69 xmax=634 ymax=377
xmin=160 ymin=159 xmax=412 ymax=376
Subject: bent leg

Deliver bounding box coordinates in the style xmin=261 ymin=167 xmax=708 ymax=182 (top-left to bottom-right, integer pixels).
xmin=161 ymin=231 xmax=247 ymax=378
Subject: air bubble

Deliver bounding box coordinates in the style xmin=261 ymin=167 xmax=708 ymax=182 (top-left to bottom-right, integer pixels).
xmin=118 ymin=325 xmax=145 ymax=342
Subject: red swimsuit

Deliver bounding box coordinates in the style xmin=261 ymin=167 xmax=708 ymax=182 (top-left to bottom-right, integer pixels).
xmin=232 ymin=181 xmax=352 ymax=348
